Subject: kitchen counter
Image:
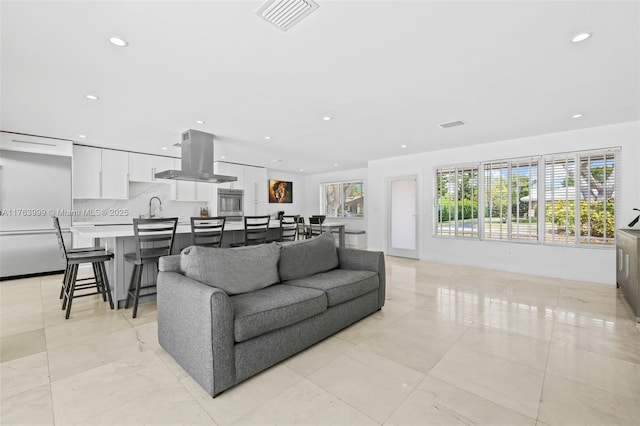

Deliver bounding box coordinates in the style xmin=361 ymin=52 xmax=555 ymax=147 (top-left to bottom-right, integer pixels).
xmin=71 ymin=220 xmax=282 ymax=239
xmin=71 ymin=220 xmax=346 ymax=310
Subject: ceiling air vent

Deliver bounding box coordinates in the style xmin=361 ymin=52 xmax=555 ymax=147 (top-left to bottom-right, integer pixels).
xmin=256 ymin=0 xmax=319 ymax=32
xmin=439 ymin=120 xmax=465 ymax=129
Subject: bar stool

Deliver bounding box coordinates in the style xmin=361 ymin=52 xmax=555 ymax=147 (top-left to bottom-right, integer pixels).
xmin=124 ymin=218 xmax=178 ymax=318
xmin=231 ymin=215 xmax=270 ymax=246
xmin=308 ymin=216 xmax=324 ymax=238
xmin=190 ymin=216 xmax=226 ymax=247
xmin=52 ymin=217 xmax=114 ymax=319
xmin=279 ymin=215 xmax=299 ymax=242
xmin=52 ymin=217 xmax=105 ymax=300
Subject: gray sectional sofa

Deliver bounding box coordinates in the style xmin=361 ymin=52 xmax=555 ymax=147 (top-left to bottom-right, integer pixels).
xmin=157 ymin=232 xmax=386 ymax=397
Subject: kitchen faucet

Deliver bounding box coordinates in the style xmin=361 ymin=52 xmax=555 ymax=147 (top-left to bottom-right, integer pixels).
xmin=149 ymin=196 xmax=162 ymax=218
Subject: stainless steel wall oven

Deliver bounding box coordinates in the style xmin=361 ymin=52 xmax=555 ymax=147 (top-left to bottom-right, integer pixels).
xmin=217 ymin=188 xmax=244 ymax=220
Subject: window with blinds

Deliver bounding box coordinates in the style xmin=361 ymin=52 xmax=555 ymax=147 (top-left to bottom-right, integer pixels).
xmin=434 ymin=147 xmax=619 ymax=247
xmin=544 ymin=149 xmax=618 ymax=246
xmin=484 ymin=158 xmax=538 ymax=242
xmin=435 ymin=166 xmax=479 ymax=238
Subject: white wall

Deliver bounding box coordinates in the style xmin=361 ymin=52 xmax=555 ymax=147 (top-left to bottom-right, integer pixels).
xmin=266 ymin=170 xmax=306 ymax=217
xmin=304 ymin=168 xmax=368 ymax=231
xmin=368 ymin=121 xmax=640 ymax=284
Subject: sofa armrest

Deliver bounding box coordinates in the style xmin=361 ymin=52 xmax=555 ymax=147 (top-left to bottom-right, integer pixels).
xmin=337 ymin=248 xmax=385 ymax=309
xmin=157 ymin=271 xmax=235 ymax=397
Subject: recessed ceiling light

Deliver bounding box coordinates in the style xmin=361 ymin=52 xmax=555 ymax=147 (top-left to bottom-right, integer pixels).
xmin=161 ymin=147 xmax=168 ymax=150
xmin=323 ymin=116 xmax=332 ymax=121
xmin=220 ymin=156 xmax=226 ymax=159
xmin=85 ymin=94 xmax=99 ymax=100
xmin=571 ymin=32 xmax=592 ymax=43
xmin=196 ymin=120 xmax=205 ymax=124
xmin=78 ymin=134 xmax=86 ymax=138
xmin=109 ymin=37 xmax=129 ymax=47
xmin=333 ymin=163 xmax=338 ymax=167
xmin=572 ymin=113 xmax=583 ymax=118
xmin=299 ymin=168 xmax=304 ymax=172
xmin=264 ymin=136 xmax=271 ymax=140
xmin=401 ymin=144 xmax=407 ymax=148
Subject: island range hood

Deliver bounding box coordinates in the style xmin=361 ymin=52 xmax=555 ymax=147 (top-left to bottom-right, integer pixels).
xmin=154 ymin=129 xmax=237 ymax=184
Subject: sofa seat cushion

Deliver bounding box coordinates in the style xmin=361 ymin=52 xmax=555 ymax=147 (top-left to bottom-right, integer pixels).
xmin=230 ymin=285 xmax=327 ymax=343
xmin=283 ymin=269 xmax=379 ymax=307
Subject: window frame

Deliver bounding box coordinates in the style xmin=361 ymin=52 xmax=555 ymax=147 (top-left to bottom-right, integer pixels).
xmin=433 ymin=147 xmax=620 ymax=249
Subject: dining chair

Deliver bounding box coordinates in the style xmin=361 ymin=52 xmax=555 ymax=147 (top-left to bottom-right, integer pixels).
xmin=308 ymin=216 xmax=324 ymax=238
xmin=279 ymin=215 xmax=299 ymax=242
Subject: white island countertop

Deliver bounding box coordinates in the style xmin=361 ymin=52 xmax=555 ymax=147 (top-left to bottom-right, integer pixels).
xmin=71 ymin=220 xmax=283 ymax=239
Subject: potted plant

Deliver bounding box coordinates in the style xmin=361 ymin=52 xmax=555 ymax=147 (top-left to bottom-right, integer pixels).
xmin=629 ymin=208 xmax=640 ymax=227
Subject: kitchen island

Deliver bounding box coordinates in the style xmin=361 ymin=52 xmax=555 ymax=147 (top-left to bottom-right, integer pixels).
xmin=71 ymin=220 xmax=346 ymax=308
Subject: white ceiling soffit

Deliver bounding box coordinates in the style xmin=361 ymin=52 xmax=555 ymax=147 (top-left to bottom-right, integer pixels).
xmin=256 ymin=0 xmax=319 ymax=31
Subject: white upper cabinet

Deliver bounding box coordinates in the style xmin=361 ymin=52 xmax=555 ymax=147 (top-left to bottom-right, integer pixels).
xmin=73 ymin=146 xmax=101 ymax=199
xmin=129 ymin=153 xmax=173 ymax=183
xmin=73 ymin=146 xmax=128 ymax=199
xmin=101 ymin=149 xmax=129 ymax=199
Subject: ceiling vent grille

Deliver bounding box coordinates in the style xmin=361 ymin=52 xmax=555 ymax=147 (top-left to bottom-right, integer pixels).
xmin=256 ymin=0 xmax=319 ymax=32
xmin=439 ymin=120 xmax=465 ymax=129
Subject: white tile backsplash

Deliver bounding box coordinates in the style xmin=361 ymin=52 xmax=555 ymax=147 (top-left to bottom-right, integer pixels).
xmin=72 ymin=182 xmax=207 ymax=224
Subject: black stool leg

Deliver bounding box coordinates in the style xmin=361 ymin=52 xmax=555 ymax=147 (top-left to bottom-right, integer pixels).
xmin=60 ymin=264 xmax=71 ymax=300
xmin=92 ymin=262 xmax=106 ymax=302
xmin=64 ymin=264 xmax=79 ymax=319
xmin=98 ymin=262 xmax=114 ymax=310
xmin=124 ymin=264 xmax=138 ymax=310
xmin=132 ymin=264 xmax=144 ymax=318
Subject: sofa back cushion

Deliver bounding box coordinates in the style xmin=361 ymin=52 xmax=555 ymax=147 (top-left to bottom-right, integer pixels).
xmin=180 ymin=243 xmax=280 ymax=295
xmin=279 ymin=232 xmax=339 ymax=281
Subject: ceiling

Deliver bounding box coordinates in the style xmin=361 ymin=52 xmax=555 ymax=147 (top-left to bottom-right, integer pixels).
xmin=1 ymin=1 xmax=638 ymax=174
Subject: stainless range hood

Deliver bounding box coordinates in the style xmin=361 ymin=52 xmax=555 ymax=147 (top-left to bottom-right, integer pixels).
xmin=154 ymin=129 xmax=237 ymax=183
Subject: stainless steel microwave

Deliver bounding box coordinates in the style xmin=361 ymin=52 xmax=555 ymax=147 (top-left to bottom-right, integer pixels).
xmin=217 ymin=188 xmax=244 ymax=220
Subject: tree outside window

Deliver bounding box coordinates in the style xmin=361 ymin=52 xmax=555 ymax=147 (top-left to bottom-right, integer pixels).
xmin=321 ymin=181 xmax=364 ymax=218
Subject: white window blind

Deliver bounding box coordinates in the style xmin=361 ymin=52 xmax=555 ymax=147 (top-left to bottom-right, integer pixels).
xmin=434 ymin=147 xmax=619 ymax=248
xmin=544 ymin=148 xmax=618 ymax=246
xmin=484 ymin=158 xmax=538 ymax=242
xmin=435 ymin=166 xmax=479 ymax=238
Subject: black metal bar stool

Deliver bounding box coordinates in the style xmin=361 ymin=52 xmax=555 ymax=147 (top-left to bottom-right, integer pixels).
xmin=52 ymin=217 xmax=105 ymax=300
xmin=231 ymin=215 xmax=270 ymax=246
xmin=190 ymin=216 xmax=226 ymax=247
xmin=52 ymin=217 xmax=114 ymax=319
xmin=124 ymin=218 xmax=178 ymax=318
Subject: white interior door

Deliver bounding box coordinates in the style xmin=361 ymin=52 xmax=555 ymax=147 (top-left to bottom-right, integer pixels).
xmin=388 ymin=176 xmax=418 ymax=258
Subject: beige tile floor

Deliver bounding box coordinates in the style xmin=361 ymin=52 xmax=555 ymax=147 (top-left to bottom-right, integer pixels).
xmin=1 ymin=257 xmax=639 ymax=426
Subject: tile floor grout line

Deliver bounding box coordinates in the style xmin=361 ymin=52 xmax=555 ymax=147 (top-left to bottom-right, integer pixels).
xmin=40 ymin=275 xmax=58 ymax=426
xmin=534 ymin=278 xmax=562 ymax=423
